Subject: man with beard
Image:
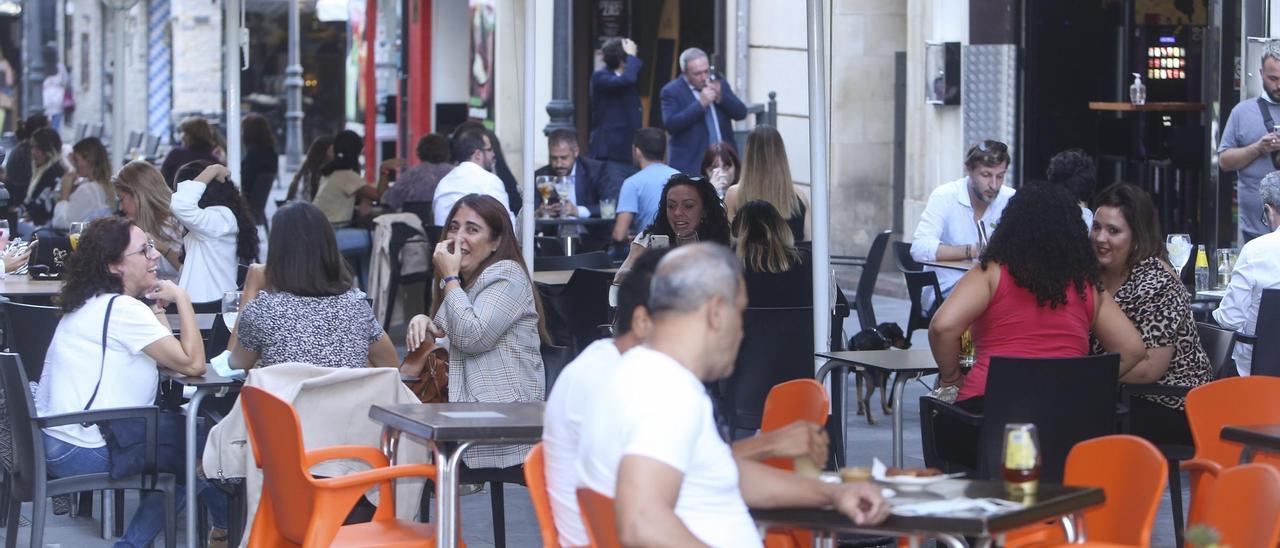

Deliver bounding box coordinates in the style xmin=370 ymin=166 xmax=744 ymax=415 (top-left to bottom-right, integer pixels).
xmin=534 ymin=128 xmax=625 ymax=218
xmin=910 ymin=139 xmax=1015 ymax=308
xmin=432 ymin=128 xmax=513 ymax=227
xmin=1220 ymin=41 xmax=1280 ymax=243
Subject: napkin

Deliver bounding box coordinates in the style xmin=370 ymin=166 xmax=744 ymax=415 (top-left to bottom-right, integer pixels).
xmin=891 ymin=497 xmax=1024 ymax=517
xmin=209 ymin=350 xmax=246 ymax=380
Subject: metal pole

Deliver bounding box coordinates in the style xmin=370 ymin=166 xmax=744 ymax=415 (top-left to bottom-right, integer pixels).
xmin=111 ymin=6 xmax=127 ymax=169
xmin=543 ymin=0 xmax=572 ymax=134
xmin=284 ymin=0 xmax=304 ymax=172
xmin=225 ymin=0 xmax=242 ymax=185
xmin=22 ymin=0 xmax=44 ymax=118
xmin=806 ymin=0 xmax=831 ymax=365
xmin=522 ymin=0 xmax=536 ymax=266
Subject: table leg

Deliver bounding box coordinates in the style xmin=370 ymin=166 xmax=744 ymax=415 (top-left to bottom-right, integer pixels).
xmin=834 ymin=366 xmax=848 ymax=467
xmin=971 ymin=536 xmax=994 ymax=548
xmin=935 ymin=533 xmax=966 ymax=548
xmin=1063 ymin=512 xmax=1086 ymax=543
xmin=434 ymin=441 xmax=473 ymax=548
xmin=891 ymin=372 xmax=910 ymax=468
xmin=1240 ymin=446 xmax=1256 ymax=465
xmin=185 ymin=388 xmax=209 ymax=548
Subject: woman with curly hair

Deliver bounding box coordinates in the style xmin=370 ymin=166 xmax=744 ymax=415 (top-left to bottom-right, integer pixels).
xmin=615 ymin=173 xmax=731 ymax=281
xmin=115 ymin=161 xmax=184 ymax=280
xmin=51 ymin=137 xmax=115 ymax=230
xmin=35 ymin=216 xmax=228 ymax=546
xmin=928 ymin=182 xmax=1146 ymax=411
xmin=170 ymin=161 xmax=260 ymax=302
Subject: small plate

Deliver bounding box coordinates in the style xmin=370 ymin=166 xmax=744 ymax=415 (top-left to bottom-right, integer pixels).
xmin=876 ymin=472 xmax=965 ymax=490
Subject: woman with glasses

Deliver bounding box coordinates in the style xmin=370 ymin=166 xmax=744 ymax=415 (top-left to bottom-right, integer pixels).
xmin=35 ymin=216 xmax=229 ymax=547
xmin=724 ymin=125 xmax=811 ymax=241
xmin=50 ymin=137 xmax=115 ymax=230
xmin=615 ymin=173 xmax=731 ymax=282
xmin=115 ymin=161 xmax=184 ymax=281
xmin=170 ymin=161 xmax=259 ymax=303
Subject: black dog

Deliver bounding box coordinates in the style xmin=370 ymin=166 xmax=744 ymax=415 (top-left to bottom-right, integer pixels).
xmin=849 ymin=322 xmax=911 ymax=425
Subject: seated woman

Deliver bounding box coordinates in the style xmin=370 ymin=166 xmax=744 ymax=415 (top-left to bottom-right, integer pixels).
xmin=34 ymin=216 xmax=228 ymax=547
xmin=170 ymin=162 xmax=259 ymax=303
xmin=724 ymin=125 xmax=812 ymax=241
xmin=285 ymin=135 xmax=333 ymax=203
xmin=228 ymin=202 xmax=398 ymax=369
xmin=313 ymin=130 xmax=400 ymax=225
xmin=51 ymin=137 xmax=115 ymax=230
xmin=21 ymin=126 xmax=64 ymax=230
xmin=405 ymin=194 xmax=547 ymax=470
xmin=929 ymin=182 xmax=1147 ymax=411
xmin=1090 ymin=184 xmax=1213 ymax=446
xmin=732 ymin=200 xmax=812 ymax=308
xmin=159 ymin=116 xmax=222 ymax=187
xmin=615 ymin=173 xmax=731 ymax=282
xmin=116 ymin=161 xmax=184 ymax=281
xmin=701 ymin=140 xmax=740 ymax=198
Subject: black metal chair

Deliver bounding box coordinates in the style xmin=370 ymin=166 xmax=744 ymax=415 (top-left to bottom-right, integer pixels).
xmin=541 ymin=343 xmax=571 ymax=395
xmin=848 ymin=230 xmax=891 ymax=331
xmin=533 ymin=236 xmax=568 ymax=259
xmin=382 ymin=222 xmax=434 ymax=331
xmin=533 ymin=251 xmax=611 ymax=272
xmin=1 ymin=299 xmax=60 ymax=384
xmin=919 ymin=354 xmax=1120 ymax=482
xmin=891 ymin=241 xmax=941 ymax=341
xmin=540 ymin=269 xmax=613 ymax=356
xmin=401 ymin=201 xmax=433 ymax=229
xmin=0 ymin=353 xmax=179 ymax=548
xmin=723 ymin=306 xmax=815 ymax=436
xmin=164 ymin=300 xmax=229 ymax=358
xmin=1196 ymin=321 xmax=1237 ymax=379
xmin=1232 ymin=288 xmax=1280 ymax=377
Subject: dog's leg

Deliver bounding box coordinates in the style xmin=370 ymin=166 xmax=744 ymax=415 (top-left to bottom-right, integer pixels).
xmin=855 ymin=372 xmax=867 ymax=416
xmin=860 ymin=370 xmax=878 ymax=425
xmin=880 ymin=373 xmax=893 ymax=414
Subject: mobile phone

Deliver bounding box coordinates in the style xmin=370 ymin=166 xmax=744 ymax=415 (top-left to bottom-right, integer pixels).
xmin=651 ymin=234 xmax=670 ymax=250
xmin=708 ymin=66 xmax=717 ymax=81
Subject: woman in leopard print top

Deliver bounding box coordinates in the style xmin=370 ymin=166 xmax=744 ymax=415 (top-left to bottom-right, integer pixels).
xmin=1090 ymin=184 xmax=1213 ymax=447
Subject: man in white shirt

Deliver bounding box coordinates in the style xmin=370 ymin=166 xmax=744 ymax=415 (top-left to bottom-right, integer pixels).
xmin=576 ymin=244 xmax=889 ymax=547
xmin=1214 ymin=171 xmax=1280 ymax=376
xmin=432 ymin=129 xmax=514 ymax=227
xmin=910 ymin=139 xmax=1016 ymax=308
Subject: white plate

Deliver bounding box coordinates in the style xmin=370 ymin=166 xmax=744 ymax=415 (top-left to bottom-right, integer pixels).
xmin=876 ymin=472 xmax=965 ymax=490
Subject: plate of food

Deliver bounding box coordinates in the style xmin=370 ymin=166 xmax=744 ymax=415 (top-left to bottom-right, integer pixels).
xmin=870 ymin=459 xmax=965 ymax=490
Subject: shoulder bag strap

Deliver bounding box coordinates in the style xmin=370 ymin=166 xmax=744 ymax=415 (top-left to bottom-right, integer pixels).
xmin=1259 ymin=97 xmax=1276 ymax=132
xmin=79 ymin=295 xmax=121 ymax=426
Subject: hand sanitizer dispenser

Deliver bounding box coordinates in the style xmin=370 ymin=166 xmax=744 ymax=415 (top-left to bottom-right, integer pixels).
xmin=1130 ymin=73 xmax=1147 ymax=106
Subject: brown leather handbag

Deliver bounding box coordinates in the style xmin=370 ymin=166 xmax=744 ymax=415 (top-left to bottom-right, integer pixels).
xmin=399 ymin=341 xmax=450 ymax=403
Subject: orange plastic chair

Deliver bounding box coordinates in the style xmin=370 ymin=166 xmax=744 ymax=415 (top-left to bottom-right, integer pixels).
xmin=576 ymin=488 xmax=622 ymax=548
xmin=1182 ymin=376 xmax=1280 ymax=524
xmin=1193 ymin=463 xmax=1280 ymax=547
xmin=523 ymin=442 xmax=560 ymax=547
xmin=758 ymin=379 xmax=829 ymax=548
xmin=239 ymin=386 xmax=441 ymax=547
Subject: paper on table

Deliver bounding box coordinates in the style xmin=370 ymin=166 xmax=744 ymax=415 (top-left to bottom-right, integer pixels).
xmin=440 ymin=411 xmax=506 ymax=419
xmin=891 ymin=497 xmax=1024 ymax=517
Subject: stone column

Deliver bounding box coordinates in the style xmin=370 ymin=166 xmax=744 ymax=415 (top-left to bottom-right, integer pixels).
xmin=283 ymin=0 xmax=303 ymax=172
xmin=543 ymin=0 xmax=573 ymax=135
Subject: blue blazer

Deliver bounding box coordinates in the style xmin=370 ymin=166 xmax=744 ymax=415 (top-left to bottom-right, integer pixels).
xmin=588 ymin=56 xmax=644 ymax=165
xmin=659 ymin=75 xmax=748 ymax=175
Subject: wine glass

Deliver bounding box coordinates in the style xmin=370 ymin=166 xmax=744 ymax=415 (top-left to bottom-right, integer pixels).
xmin=1165 ymin=234 xmax=1192 ymax=272
xmin=535 ymin=176 xmax=555 ymax=218
xmin=69 ymin=222 xmax=85 ymax=252
xmin=221 ymin=291 xmax=242 ymax=331
xmin=554 ymin=177 xmax=573 ymax=208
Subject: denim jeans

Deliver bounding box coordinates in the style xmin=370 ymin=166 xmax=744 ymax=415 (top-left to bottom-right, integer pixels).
xmin=43 ymin=433 xmax=229 ymax=548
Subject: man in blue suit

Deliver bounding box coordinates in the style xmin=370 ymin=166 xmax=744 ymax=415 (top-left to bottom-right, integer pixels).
xmin=589 ymin=38 xmax=644 ymax=165
xmin=660 ymin=47 xmax=748 ymax=175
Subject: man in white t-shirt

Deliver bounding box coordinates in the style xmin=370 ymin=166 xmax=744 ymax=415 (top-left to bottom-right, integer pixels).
xmin=1214 ymin=171 xmax=1280 ymax=375
xmin=576 ymin=244 xmax=889 ymax=547
xmin=433 ymin=129 xmax=514 ymax=227
xmin=911 ymin=139 xmax=1016 ymax=309
xmin=546 ymin=248 xmax=832 ymax=546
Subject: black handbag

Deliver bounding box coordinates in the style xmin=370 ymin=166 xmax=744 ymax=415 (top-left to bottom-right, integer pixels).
xmin=83 ymin=295 xmax=194 ymax=480
xmin=27 ymin=234 xmax=71 ymax=280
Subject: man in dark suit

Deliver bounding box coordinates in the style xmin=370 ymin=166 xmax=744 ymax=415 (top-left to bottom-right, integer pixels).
xmin=589 ymin=38 xmax=644 ymax=165
xmin=535 ymin=128 xmax=628 ymax=218
xmin=660 ymin=47 xmax=748 ymax=175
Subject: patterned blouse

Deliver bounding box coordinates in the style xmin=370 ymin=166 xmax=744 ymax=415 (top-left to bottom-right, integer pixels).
xmin=434 ymin=259 xmax=545 ymax=469
xmin=1090 ymin=256 xmax=1212 ymax=410
xmin=237 ymin=288 xmax=383 ymax=368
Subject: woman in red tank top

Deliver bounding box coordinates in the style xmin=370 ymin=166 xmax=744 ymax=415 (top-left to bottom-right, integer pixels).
xmin=927 ymin=183 xmax=1146 ymax=413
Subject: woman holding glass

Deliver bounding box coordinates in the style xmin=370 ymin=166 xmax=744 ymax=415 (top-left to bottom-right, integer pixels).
xmin=1090 ymin=183 xmax=1212 ymax=446
xmin=700 ymin=141 xmax=740 ymax=198
xmin=614 ymin=173 xmax=731 ymax=282
xmin=51 ymin=137 xmax=115 ymax=230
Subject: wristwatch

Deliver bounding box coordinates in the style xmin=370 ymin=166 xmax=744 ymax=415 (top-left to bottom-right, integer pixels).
xmin=439 ymin=275 xmax=461 ymax=289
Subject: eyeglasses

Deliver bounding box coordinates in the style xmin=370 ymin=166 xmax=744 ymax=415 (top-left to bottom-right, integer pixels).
xmin=124 ymin=239 xmax=157 ymax=258
xmin=1266 ymin=205 xmax=1274 ymax=230
xmin=967 ymin=140 xmax=1009 ymax=164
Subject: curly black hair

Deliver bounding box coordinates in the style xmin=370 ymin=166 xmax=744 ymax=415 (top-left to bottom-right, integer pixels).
xmin=175 ymin=160 xmax=261 ymax=262
xmin=980 ymin=181 xmax=1099 ymax=309
xmin=60 ymin=217 xmax=133 ymax=312
xmin=644 ymin=173 xmax=731 ymax=246
xmin=1045 ymin=149 xmax=1097 ymax=204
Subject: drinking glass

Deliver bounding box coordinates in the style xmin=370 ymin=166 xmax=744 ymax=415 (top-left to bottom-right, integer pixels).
xmin=599 ymin=198 xmax=617 ymax=219
xmin=1002 ymin=423 xmax=1041 ymax=496
xmin=1166 ymin=234 xmax=1192 ymax=271
xmin=69 ymin=222 xmax=85 ymax=252
xmin=535 ymin=176 xmax=555 ymax=218
xmin=959 ymin=329 xmax=976 ymax=367
xmin=554 ymin=177 xmax=573 ymax=209
xmin=222 ymin=291 xmax=242 ymax=331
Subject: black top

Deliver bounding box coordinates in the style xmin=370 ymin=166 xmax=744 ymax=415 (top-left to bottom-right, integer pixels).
xmin=787 ymin=196 xmax=807 ymax=242
xmin=4 ymin=142 xmax=34 ymax=204
xmin=240 ymin=146 xmax=279 ymax=224
xmin=24 ymin=162 xmax=65 ymax=226
xmin=160 ymin=145 xmax=222 ymax=187
xmin=744 ymin=248 xmax=813 ymax=308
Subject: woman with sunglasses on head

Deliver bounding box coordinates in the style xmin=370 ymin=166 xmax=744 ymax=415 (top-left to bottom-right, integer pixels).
xmin=36 ymin=216 xmax=228 ymax=547
xmin=614 ymin=173 xmax=731 ymax=282
xmin=1214 ymin=171 xmax=1280 ymax=377
xmin=115 ymin=161 xmax=184 ymax=281
xmin=170 ymin=161 xmax=259 ymax=303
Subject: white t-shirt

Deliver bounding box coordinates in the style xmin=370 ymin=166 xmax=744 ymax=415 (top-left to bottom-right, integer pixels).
xmin=576 ymin=346 xmax=762 ymax=548
xmin=36 ymin=294 xmax=172 ymax=447
xmin=544 ymin=339 xmax=622 ymax=547
xmin=171 ymin=180 xmax=240 ymax=302
xmin=1213 ymin=229 xmax=1280 ymax=375
xmin=432 ymin=161 xmax=514 ymax=228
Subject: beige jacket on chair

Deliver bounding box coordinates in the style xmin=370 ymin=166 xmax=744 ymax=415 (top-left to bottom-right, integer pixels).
xmin=202 ymin=363 xmax=431 ymax=546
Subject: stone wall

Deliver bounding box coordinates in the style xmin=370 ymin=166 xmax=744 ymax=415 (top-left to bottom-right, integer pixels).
xmin=170 ymin=0 xmax=223 ymax=119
